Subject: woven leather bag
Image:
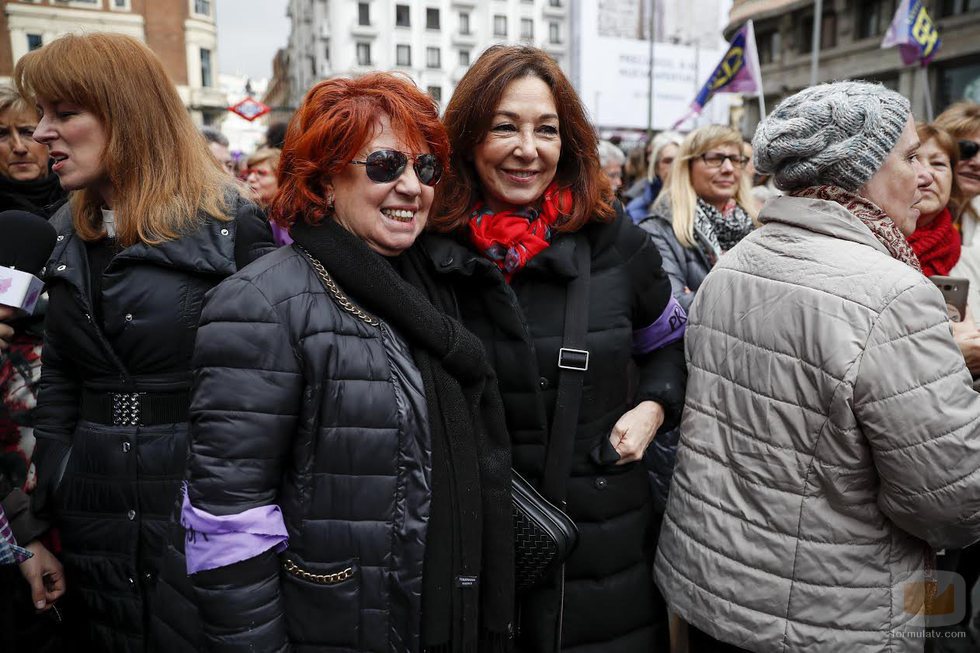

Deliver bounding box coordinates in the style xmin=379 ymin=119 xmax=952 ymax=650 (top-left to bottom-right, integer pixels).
xmin=512 ymin=470 xmax=579 ymax=593
xmin=512 ymin=235 xmax=590 ymax=594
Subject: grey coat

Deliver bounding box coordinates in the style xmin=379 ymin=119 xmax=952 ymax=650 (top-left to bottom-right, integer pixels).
xmin=638 ymin=198 xmax=714 ymax=313
xmin=655 ymin=195 xmax=980 ymax=652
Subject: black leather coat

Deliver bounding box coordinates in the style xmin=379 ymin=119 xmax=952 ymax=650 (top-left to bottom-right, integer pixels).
xmin=31 ymin=195 xmax=272 ymax=652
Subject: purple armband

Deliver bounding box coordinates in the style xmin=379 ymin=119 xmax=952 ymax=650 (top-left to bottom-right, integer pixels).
xmin=181 ymin=488 xmax=289 ymax=574
xmin=632 ymin=295 xmax=687 ymax=355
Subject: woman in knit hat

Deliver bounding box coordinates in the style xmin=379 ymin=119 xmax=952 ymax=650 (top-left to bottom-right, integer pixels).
xmin=655 ymin=80 xmax=980 ymax=653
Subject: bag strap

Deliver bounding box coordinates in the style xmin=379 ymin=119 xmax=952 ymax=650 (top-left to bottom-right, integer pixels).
xmin=541 ymin=235 xmax=591 ymax=505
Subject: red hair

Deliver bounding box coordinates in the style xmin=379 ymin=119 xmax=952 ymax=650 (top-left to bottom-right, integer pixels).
xmin=270 ymin=73 xmax=449 ymax=228
xmin=431 ymin=45 xmax=614 ymax=232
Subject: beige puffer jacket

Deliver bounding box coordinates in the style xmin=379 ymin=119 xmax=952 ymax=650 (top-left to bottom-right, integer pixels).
xmin=655 ymin=195 xmax=980 ymax=652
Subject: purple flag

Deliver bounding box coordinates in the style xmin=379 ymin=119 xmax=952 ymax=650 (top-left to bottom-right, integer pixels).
xmin=881 ymin=0 xmax=941 ymax=67
xmin=674 ymin=20 xmax=763 ymax=128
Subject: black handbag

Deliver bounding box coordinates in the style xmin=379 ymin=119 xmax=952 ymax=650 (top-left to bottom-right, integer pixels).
xmin=512 ymin=235 xmax=590 ymax=593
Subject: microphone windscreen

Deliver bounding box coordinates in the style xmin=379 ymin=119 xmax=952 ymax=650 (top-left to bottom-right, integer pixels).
xmin=0 ymin=210 xmax=58 ymax=276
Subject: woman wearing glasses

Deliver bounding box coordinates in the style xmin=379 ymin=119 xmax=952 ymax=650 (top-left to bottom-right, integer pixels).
xmin=425 ymin=46 xmax=686 ymax=652
xmin=639 ymin=125 xmax=757 ymax=312
xmin=153 ymin=72 xmax=513 ymax=652
xmin=937 ymin=103 xmax=980 ymax=310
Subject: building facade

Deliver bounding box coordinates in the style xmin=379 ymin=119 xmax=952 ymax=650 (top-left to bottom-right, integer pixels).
xmin=0 ymin=0 xmax=226 ymax=124
xmin=279 ymin=0 xmax=570 ymax=111
xmin=729 ymin=0 xmax=980 ymax=132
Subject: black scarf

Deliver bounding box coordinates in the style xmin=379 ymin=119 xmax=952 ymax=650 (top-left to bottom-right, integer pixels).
xmin=694 ymin=197 xmax=752 ymax=254
xmin=0 ymin=173 xmax=67 ymax=218
xmin=290 ymin=219 xmax=513 ymax=652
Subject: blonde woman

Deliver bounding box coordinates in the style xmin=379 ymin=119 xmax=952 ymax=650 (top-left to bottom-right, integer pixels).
xmin=16 ymin=32 xmax=271 ymax=651
xmin=626 ymin=130 xmax=683 ymax=222
xmin=639 ymin=125 xmax=757 ymax=310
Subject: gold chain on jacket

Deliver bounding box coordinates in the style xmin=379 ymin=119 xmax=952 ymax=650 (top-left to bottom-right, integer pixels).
xmin=297 ymin=246 xmax=380 ymax=326
xmin=282 ymin=558 xmax=354 ymax=585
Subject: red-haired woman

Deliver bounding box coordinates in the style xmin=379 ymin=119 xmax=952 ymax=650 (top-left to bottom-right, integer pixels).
xmin=15 ymin=33 xmax=271 ymax=651
xmin=152 ymin=72 xmax=513 ymax=652
xmin=424 ymin=45 xmax=686 ymax=652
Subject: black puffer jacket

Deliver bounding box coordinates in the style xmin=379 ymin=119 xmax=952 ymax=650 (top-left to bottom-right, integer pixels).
xmin=420 ymin=210 xmax=687 ymax=652
xmin=152 ymin=244 xmax=432 ymax=652
xmin=30 ymin=195 xmax=272 ymax=652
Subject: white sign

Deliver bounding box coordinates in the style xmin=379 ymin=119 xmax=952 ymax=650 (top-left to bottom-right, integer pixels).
xmin=575 ymin=1 xmax=734 ymax=131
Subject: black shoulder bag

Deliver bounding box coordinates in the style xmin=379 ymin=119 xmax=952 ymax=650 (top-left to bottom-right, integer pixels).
xmin=513 ymin=235 xmax=590 ymax=593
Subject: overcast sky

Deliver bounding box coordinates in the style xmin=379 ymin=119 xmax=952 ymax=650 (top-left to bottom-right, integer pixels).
xmin=215 ymin=0 xmax=290 ymax=81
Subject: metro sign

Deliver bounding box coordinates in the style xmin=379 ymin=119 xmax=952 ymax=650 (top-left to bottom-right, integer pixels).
xmin=228 ymin=97 xmax=271 ymax=121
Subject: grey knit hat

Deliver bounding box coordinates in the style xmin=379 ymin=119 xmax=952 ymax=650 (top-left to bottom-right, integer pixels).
xmin=752 ymin=81 xmax=910 ymax=192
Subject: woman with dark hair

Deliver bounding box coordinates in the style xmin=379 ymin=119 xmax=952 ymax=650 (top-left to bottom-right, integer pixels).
xmin=152 ymin=72 xmax=513 ymax=652
xmin=15 ymin=32 xmax=271 ymax=651
xmin=426 ymin=45 xmax=686 ymax=652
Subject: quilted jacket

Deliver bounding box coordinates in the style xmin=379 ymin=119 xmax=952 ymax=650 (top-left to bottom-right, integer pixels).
xmin=151 ymin=244 xmax=432 ymax=652
xmin=655 ymin=195 xmax=980 ymax=652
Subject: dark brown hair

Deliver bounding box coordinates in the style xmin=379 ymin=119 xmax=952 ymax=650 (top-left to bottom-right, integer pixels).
xmin=431 ymin=45 xmax=613 ymax=232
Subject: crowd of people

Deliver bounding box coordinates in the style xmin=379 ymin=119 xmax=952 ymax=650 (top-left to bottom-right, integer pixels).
xmin=2 ymin=30 xmax=980 ymax=653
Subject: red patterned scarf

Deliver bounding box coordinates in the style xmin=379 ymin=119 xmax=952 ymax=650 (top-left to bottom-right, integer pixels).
xmin=468 ymin=183 xmax=573 ymax=282
xmin=792 ymin=185 xmax=922 ymax=272
xmin=907 ymin=208 xmax=961 ymax=277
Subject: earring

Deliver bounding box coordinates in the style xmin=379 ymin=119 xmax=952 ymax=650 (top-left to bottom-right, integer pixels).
xmin=326 ymin=193 xmax=335 ymax=212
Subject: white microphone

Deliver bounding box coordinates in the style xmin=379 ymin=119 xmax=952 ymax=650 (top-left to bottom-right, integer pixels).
xmin=0 ymin=210 xmax=57 ymax=315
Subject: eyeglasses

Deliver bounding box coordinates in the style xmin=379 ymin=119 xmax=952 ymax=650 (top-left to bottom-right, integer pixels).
xmin=698 ymin=153 xmax=750 ymax=169
xmin=960 ymin=140 xmax=980 ymax=161
xmin=243 ymin=168 xmax=272 ymax=178
xmin=349 ymin=149 xmax=442 ymax=186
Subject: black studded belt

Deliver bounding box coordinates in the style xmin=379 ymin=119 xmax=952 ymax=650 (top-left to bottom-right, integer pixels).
xmin=80 ymin=389 xmax=190 ymax=426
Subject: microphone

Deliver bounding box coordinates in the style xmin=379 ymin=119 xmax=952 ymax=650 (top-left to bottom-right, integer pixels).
xmin=0 ymin=210 xmax=57 ymax=315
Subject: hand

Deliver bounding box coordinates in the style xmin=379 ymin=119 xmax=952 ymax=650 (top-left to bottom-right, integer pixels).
xmin=0 ymin=306 xmax=15 ymax=350
xmin=954 ymin=328 xmax=980 ymax=376
xmin=608 ymin=400 xmax=666 ymax=465
xmin=19 ymin=541 xmax=65 ymax=611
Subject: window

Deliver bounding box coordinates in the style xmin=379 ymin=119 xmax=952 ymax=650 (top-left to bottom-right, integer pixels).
xmin=858 ymin=0 xmax=896 ymax=39
xmin=549 ymin=22 xmax=561 ymax=43
xmin=521 ymin=18 xmax=534 ymax=39
xmin=428 ymin=86 xmax=442 ymax=104
xmin=757 ymin=30 xmax=781 ymax=65
xmin=396 ymin=4 xmax=410 ymax=27
xmin=800 ymin=11 xmax=837 ymax=52
xmin=494 ymin=15 xmax=507 ymax=37
xmin=200 ymin=48 xmax=213 ymax=87
xmin=27 ymin=34 xmax=43 ymax=51
xmin=357 ymin=42 xmax=371 ymax=66
xmin=426 ymin=7 xmax=440 ymax=30
xmin=324 ymin=44 xmax=330 ymax=63
xmin=942 ymin=0 xmax=980 ymax=15
xmin=397 ymin=44 xmax=412 ymax=66
xmin=549 ymin=0 xmax=562 ymax=6
xmin=459 ymin=12 xmax=470 ymax=34
xmin=427 ymin=47 xmax=441 ymax=68
xmin=459 ymin=49 xmax=470 ymax=66
xmin=358 ymin=3 xmax=370 ymax=26
xmin=194 ymin=0 xmax=210 ymax=16
xmin=112 ymin=0 xmax=130 ymax=8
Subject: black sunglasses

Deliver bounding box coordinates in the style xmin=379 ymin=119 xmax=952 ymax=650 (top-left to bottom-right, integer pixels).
xmin=349 ymin=149 xmax=442 ymax=186
xmin=960 ymin=140 xmax=980 ymax=161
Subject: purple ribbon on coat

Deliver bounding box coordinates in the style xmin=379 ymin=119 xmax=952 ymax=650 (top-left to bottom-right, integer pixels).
xmin=181 ymin=486 xmax=289 ymax=574
xmin=632 ymin=295 xmax=687 ymax=355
